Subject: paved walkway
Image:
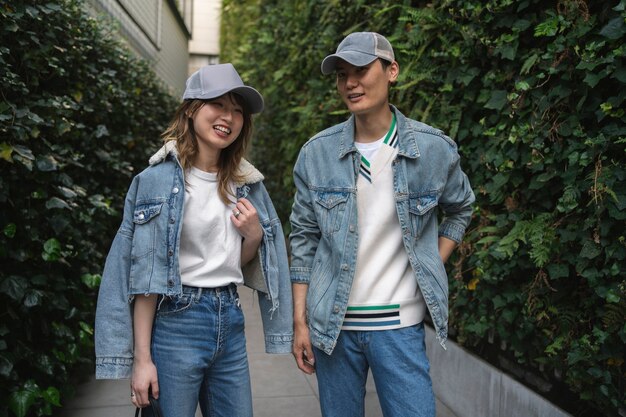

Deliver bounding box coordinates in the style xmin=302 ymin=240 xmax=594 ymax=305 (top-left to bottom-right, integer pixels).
xmin=64 ymin=286 xmax=455 ymax=417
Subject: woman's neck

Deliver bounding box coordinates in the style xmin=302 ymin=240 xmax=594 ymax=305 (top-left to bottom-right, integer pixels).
xmin=193 ymin=148 xmax=220 ymax=173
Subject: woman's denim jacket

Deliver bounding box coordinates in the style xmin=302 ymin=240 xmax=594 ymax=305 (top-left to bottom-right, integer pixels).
xmin=95 ymin=142 xmax=293 ymax=379
xmin=289 ymin=106 xmax=475 ymax=355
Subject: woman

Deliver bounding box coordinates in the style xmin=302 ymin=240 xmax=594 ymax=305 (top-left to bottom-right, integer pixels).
xmin=95 ymin=64 xmax=293 ymax=417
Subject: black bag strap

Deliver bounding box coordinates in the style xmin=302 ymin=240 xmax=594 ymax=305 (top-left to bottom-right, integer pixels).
xmin=133 ymin=389 xmax=164 ymax=417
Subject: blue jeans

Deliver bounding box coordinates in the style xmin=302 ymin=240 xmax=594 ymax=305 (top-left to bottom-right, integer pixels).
xmin=313 ymin=323 xmax=435 ymax=417
xmin=147 ymin=284 xmax=252 ymax=417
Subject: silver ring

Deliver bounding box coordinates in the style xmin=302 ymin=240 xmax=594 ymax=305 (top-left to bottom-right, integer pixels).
xmin=234 ymin=210 xmax=241 ymax=218
xmin=131 ymin=392 xmax=135 ymax=397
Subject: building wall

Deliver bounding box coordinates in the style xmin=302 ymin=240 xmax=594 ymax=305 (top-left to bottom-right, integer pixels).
xmin=159 ymin=4 xmax=191 ymax=97
xmin=86 ymin=0 xmax=191 ymax=96
xmin=188 ymin=0 xmax=222 ymax=75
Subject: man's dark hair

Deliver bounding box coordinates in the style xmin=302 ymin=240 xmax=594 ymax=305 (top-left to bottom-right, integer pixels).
xmin=379 ymin=58 xmax=392 ymax=69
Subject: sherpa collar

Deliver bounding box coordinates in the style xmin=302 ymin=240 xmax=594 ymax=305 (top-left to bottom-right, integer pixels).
xmin=148 ymin=141 xmax=264 ymax=186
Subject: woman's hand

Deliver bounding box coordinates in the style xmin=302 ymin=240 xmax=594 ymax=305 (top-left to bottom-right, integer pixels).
xmin=231 ymin=198 xmax=263 ymax=265
xmin=131 ymin=294 xmax=158 ymax=407
xmin=131 ymin=358 xmax=159 ymax=407
xmin=231 ymin=198 xmax=263 ymax=241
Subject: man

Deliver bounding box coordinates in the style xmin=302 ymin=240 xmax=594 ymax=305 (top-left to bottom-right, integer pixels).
xmin=289 ymin=32 xmax=475 ymax=417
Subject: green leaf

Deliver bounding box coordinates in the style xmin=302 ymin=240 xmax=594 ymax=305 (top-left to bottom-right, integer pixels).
xmin=42 ymin=386 xmax=61 ymax=407
xmin=94 ymin=124 xmax=109 ymax=138
xmin=612 ymin=67 xmax=626 ymax=83
xmin=81 ymin=273 xmax=102 ymax=289
xmin=5 ymin=21 xmax=19 ymax=32
xmin=519 ymin=54 xmax=538 ymax=75
xmin=583 ymin=69 xmax=609 ymax=88
xmin=534 ymin=16 xmax=559 ymax=37
xmin=24 ymin=290 xmax=44 ymax=308
xmin=0 ymin=142 xmax=14 ymax=162
xmin=485 ymin=90 xmax=508 ymax=110
xmin=57 ymin=186 xmax=77 ymax=199
xmin=579 ymin=240 xmax=602 ymax=259
xmin=546 ymin=263 xmax=569 ymax=280
xmin=36 ymin=155 xmax=59 ymax=172
xmin=0 ymin=355 xmax=13 ymax=377
xmin=0 ymin=276 xmax=28 ymax=301
xmin=79 ymin=321 xmax=94 ymax=335
xmin=9 ymin=381 xmax=39 ymax=417
xmin=599 ymin=17 xmax=626 ymax=40
xmin=3 ymin=223 xmax=16 ymax=238
xmin=36 ymin=354 xmax=54 ymax=375
xmin=12 ymin=145 xmax=35 ymax=160
xmin=42 ymin=238 xmax=61 ymax=261
xmin=45 ymin=197 xmax=71 ymax=210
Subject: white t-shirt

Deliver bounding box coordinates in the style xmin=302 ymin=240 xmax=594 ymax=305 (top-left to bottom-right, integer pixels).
xmin=354 ymin=137 xmax=384 ymax=162
xmin=178 ymin=167 xmax=243 ymax=288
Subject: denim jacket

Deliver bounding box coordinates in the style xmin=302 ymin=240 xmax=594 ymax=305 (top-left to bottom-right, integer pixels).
xmin=95 ymin=142 xmax=293 ymax=379
xmin=289 ymin=106 xmax=474 ymax=355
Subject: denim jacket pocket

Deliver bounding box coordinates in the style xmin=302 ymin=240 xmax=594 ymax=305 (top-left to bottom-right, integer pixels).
xmin=408 ymin=193 xmax=438 ymax=238
xmin=129 ymin=201 xmax=165 ymax=266
xmin=314 ymin=191 xmax=349 ymax=235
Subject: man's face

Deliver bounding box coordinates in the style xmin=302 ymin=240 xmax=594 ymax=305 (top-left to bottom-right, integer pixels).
xmin=335 ymin=59 xmax=398 ymax=116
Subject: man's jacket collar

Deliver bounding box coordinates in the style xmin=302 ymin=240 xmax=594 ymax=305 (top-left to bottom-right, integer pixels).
xmin=337 ymin=105 xmax=420 ymax=160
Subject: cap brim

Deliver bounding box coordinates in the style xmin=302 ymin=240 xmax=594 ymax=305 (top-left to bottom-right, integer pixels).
xmin=184 ymin=86 xmax=264 ymax=114
xmin=321 ymin=52 xmax=378 ymax=75
xmin=229 ymin=86 xmax=264 ymax=114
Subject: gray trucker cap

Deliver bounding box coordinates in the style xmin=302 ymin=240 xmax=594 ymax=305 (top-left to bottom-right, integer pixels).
xmin=183 ymin=63 xmax=264 ymax=114
xmin=321 ymin=32 xmax=395 ymax=75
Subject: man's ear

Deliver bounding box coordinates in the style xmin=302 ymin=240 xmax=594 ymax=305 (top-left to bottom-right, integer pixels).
xmin=388 ymin=61 xmax=400 ymax=83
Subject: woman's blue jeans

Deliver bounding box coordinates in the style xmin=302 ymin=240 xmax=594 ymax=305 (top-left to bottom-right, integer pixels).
xmin=313 ymin=323 xmax=435 ymax=417
xmin=147 ymin=284 xmax=252 ymax=417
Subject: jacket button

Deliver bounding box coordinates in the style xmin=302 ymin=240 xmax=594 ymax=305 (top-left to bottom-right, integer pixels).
xmin=349 ymin=225 xmax=355 ymax=232
xmin=167 ymin=279 xmax=174 ymax=286
xmin=169 ymin=218 xmax=175 ymax=224
xmin=168 ymin=249 xmax=173 ymax=256
xmin=334 ymin=306 xmax=340 ymax=313
xmin=172 ymin=187 xmax=179 ymax=194
xmin=138 ymin=213 xmax=145 ymax=220
xmin=341 ymin=264 xmax=348 ymax=271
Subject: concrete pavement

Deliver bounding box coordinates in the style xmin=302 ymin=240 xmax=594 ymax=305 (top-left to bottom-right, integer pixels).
xmin=64 ymin=286 xmax=456 ymax=417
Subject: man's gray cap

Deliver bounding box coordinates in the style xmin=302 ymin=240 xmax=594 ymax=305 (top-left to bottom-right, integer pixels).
xmin=321 ymin=32 xmax=395 ymax=75
xmin=182 ymin=63 xmax=264 ymax=114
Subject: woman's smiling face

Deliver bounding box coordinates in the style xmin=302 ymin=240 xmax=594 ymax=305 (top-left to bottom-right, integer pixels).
xmin=192 ymin=93 xmax=244 ymax=154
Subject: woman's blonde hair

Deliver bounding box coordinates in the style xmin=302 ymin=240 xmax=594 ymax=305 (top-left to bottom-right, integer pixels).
xmin=161 ymin=93 xmax=253 ymax=205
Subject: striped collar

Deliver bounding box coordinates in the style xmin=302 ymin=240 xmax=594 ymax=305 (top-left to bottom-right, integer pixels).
xmin=358 ymin=112 xmax=398 ymax=183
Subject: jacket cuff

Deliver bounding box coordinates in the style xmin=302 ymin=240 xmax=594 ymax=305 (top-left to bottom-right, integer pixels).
xmin=264 ymin=334 xmax=294 ymax=354
xmin=438 ymin=222 xmax=466 ymax=243
xmin=290 ymin=267 xmax=311 ymax=284
xmin=95 ymin=357 xmax=133 ymax=379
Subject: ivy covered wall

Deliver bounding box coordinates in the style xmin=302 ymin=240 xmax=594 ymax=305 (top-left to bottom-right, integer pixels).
xmin=221 ymin=1 xmax=626 ymax=415
xmin=0 ymin=1 xmax=177 ymax=415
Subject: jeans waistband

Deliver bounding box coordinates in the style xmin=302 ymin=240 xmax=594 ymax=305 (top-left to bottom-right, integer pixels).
xmin=181 ymin=283 xmax=238 ymax=301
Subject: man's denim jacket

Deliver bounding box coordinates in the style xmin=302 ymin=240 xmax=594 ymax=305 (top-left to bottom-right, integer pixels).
xmin=289 ymin=106 xmax=475 ymax=355
xmin=95 ymin=142 xmax=293 ymax=379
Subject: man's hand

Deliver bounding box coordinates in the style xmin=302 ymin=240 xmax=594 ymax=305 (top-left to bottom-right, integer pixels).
xmin=293 ymin=322 xmax=315 ymax=374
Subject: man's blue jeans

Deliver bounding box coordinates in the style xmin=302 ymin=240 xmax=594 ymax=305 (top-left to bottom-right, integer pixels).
xmin=313 ymin=323 xmax=435 ymax=417
xmin=148 ymin=285 xmax=252 ymax=417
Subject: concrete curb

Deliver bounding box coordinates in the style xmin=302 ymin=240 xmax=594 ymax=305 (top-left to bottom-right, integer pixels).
xmin=425 ymin=326 xmax=571 ymax=417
